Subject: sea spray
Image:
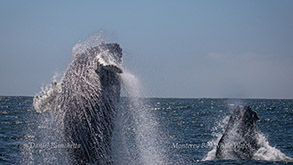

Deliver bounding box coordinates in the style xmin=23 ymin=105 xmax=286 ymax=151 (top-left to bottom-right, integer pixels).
xmin=253 ymin=133 xmax=293 ymax=161
xmin=72 ymin=32 xmax=106 ymax=56
xmin=22 ymin=72 xmax=69 ymax=164
xmin=21 ymin=102 xmax=70 ymax=164
xmin=112 ymin=69 xmax=168 ymax=164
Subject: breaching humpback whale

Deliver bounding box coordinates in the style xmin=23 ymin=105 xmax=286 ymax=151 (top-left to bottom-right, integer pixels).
xmin=215 ymin=106 xmax=260 ymax=160
xmin=34 ymin=42 xmax=123 ymax=164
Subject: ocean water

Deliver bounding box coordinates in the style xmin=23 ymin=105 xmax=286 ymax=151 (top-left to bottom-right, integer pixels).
xmin=0 ymin=96 xmax=292 ymax=164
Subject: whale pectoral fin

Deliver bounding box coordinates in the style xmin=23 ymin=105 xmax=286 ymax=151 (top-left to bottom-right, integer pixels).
xmin=215 ymin=135 xmax=226 ymax=159
xmin=33 ymin=82 xmax=60 ymax=113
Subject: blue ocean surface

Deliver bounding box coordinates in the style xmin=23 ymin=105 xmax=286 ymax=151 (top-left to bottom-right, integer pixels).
xmin=0 ymin=96 xmax=292 ymax=164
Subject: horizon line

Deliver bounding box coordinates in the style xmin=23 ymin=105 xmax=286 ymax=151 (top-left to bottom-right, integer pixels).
xmin=0 ymin=95 xmax=292 ymax=100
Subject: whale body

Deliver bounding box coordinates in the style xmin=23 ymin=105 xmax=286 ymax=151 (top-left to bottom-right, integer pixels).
xmin=34 ymin=42 xmax=123 ymax=164
xmin=215 ymin=106 xmax=260 ymax=160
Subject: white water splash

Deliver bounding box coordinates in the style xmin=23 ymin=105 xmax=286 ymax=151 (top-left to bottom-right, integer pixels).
xmin=72 ymin=31 xmax=105 ymax=56
xmin=113 ymin=69 xmax=168 ymax=165
xmin=253 ymin=133 xmax=293 ymax=161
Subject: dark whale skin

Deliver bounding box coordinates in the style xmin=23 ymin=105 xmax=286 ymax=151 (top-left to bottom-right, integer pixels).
xmin=215 ymin=106 xmax=260 ymax=160
xmin=60 ymin=43 xmax=122 ymax=164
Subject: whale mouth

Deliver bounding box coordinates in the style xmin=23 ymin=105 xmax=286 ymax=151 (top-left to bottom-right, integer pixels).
xmin=96 ymin=55 xmax=123 ymax=74
xmin=102 ymin=64 xmax=123 ymax=74
xmin=89 ymin=42 xmax=123 ymax=74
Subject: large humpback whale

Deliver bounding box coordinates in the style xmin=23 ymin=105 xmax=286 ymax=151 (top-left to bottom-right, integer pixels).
xmin=215 ymin=106 xmax=260 ymax=160
xmin=34 ymin=42 xmax=123 ymax=164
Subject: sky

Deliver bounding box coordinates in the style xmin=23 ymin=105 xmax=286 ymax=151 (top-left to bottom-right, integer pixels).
xmin=0 ymin=0 xmax=293 ymax=99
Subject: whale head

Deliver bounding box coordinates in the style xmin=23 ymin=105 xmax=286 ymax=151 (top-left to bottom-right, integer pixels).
xmin=74 ymin=42 xmax=123 ymax=74
xmin=231 ymin=106 xmax=259 ymax=129
xmin=85 ymin=42 xmax=123 ymax=102
xmin=94 ymin=42 xmax=123 ymax=74
xmin=69 ymin=42 xmax=123 ymax=100
xmin=242 ymin=106 xmax=259 ymax=123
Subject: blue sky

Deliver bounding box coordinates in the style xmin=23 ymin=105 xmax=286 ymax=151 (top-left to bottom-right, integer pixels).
xmin=0 ymin=0 xmax=292 ymax=98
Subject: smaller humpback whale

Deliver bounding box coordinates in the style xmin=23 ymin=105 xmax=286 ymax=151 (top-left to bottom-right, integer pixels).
xmin=215 ymin=106 xmax=260 ymax=160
